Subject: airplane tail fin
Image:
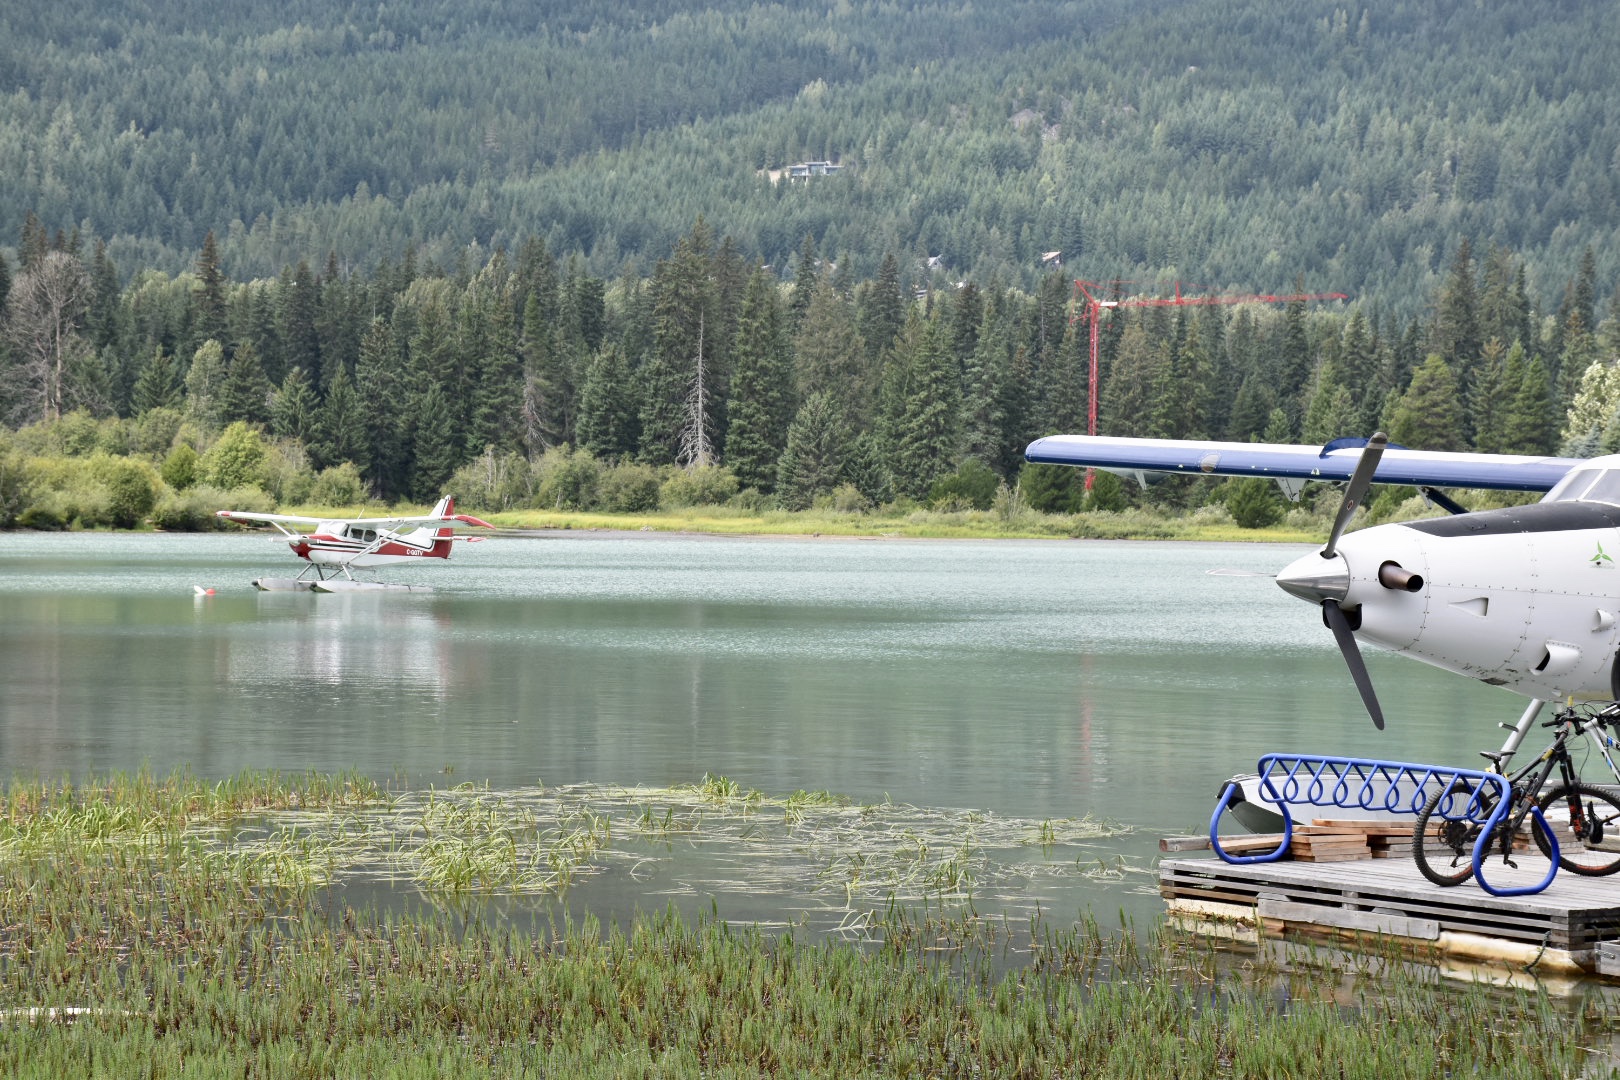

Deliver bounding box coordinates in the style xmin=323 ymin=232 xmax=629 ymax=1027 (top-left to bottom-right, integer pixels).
xmin=429 ymin=495 xmax=455 ymax=557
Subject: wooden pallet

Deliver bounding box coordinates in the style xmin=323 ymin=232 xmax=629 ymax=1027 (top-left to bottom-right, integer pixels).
xmin=1161 ymin=852 xmax=1620 ymax=972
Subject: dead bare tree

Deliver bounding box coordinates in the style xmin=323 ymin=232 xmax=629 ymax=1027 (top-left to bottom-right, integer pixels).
xmin=677 ymin=311 xmax=713 ymax=468
xmin=3 ymin=250 xmax=92 ymax=425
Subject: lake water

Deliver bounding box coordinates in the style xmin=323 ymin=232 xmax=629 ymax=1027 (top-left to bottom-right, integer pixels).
xmin=0 ymin=529 xmax=1520 ymax=930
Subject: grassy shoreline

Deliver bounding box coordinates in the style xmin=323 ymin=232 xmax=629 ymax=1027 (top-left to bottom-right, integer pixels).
xmin=0 ymin=769 xmax=1607 ymax=1078
xmin=471 ymin=505 xmax=1323 ymax=544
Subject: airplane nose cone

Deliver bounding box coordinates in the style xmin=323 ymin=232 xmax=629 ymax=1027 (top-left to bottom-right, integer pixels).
xmin=1276 ymin=550 xmax=1351 ymax=606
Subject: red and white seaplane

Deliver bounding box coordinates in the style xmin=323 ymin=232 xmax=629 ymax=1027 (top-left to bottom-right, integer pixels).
xmin=214 ymin=495 xmax=493 ymax=592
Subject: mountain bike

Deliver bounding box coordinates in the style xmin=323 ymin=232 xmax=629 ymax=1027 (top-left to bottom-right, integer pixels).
xmin=1413 ymin=702 xmax=1620 ymax=887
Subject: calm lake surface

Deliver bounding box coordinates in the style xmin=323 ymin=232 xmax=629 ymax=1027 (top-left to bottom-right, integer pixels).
xmin=0 ymin=529 xmax=1518 ymax=929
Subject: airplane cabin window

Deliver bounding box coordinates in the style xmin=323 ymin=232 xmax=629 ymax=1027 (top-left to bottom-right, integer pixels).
xmin=1545 ymin=469 xmax=1601 ymax=503
xmin=1580 ymin=471 xmax=1620 ymax=506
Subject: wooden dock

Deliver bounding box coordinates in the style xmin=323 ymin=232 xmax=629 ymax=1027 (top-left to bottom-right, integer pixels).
xmin=1160 ymin=850 xmax=1620 ymax=976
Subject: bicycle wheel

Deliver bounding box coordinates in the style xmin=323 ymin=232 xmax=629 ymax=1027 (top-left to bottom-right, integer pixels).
xmin=1534 ymin=783 xmax=1620 ymax=876
xmin=1413 ymin=780 xmax=1487 ymax=887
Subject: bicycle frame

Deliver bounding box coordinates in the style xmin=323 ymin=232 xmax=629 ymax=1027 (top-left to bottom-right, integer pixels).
xmin=1473 ymin=720 xmax=1582 ymax=861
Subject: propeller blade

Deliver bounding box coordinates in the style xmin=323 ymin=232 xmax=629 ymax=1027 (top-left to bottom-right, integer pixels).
xmin=1322 ymin=599 xmax=1385 ymax=730
xmin=1321 ymin=431 xmax=1387 ymax=560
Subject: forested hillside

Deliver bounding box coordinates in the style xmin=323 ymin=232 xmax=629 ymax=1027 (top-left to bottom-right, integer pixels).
xmin=4 ymin=0 xmax=1620 ymax=308
xmin=3 ymin=0 xmax=1620 ymax=531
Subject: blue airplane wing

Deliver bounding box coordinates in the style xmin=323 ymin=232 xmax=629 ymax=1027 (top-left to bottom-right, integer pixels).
xmin=1023 ymin=435 xmax=1584 ymax=493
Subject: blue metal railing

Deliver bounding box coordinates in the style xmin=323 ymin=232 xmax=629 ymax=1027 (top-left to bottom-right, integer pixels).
xmin=1207 ymin=753 xmax=1559 ymax=897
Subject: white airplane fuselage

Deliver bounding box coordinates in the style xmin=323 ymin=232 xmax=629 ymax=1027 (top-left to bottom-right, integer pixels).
xmin=1278 ymin=499 xmax=1620 ymax=701
xmin=292 ymin=522 xmax=453 ymax=569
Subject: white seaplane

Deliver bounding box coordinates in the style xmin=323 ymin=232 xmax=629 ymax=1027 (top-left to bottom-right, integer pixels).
xmin=214 ymin=495 xmax=493 ymax=593
xmin=1024 ymin=431 xmax=1620 ymax=833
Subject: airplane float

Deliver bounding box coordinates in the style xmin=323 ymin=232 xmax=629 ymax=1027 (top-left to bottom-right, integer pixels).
xmin=1023 ymin=431 xmax=1620 ymax=764
xmin=214 ymin=495 xmax=492 ymax=593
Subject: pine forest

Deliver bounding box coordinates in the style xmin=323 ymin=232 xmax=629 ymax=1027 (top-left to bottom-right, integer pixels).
xmin=4 ymin=0 xmax=1620 ymax=528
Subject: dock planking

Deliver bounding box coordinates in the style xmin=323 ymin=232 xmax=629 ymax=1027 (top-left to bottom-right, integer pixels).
xmin=1161 ymin=850 xmax=1620 ymax=973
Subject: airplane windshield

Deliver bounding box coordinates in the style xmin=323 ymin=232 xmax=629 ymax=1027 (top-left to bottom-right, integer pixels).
xmin=1544 ymin=468 xmax=1620 ymax=506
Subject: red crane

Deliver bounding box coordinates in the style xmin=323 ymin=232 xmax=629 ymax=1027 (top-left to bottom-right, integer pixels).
xmin=1070 ymin=280 xmax=1350 ymax=487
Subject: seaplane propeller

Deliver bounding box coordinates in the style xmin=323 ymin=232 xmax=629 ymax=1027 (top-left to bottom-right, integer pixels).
xmin=1276 ymin=432 xmax=1391 ymax=730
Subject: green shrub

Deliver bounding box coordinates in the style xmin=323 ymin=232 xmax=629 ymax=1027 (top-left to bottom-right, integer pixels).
xmin=18 ymin=485 xmax=112 ymax=529
xmin=310 ymin=461 xmax=366 ymax=508
xmin=161 ymin=443 xmax=199 ymax=490
xmin=154 ymin=484 xmax=271 ymax=531
xmin=89 ymin=454 xmax=159 ymax=527
xmin=1085 ymin=470 xmax=1128 ymax=512
xmin=199 ymin=422 xmax=268 ymax=491
xmin=449 ymin=448 xmax=534 ymax=511
xmin=599 ymin=462 xmax=662 ymax=513
xmin=134 ymin=407 xmax=185 ymax=457
xmin=533 ymin=445 xmax=601 ymax=510
xmin=830 ymin=483 xmax=870 ymax=513
xmin=1227 ymin=477 xmax=1284 ymax=529
xmin=727 ymin=487 xmax=773 ymax=513
xmin=259 ymin=439 xmax=314 ymax=505
xmin=928 ymin=459 xmax=998 ymax=511
xmin=1019 ymin=462 xmax=1085 ymax=514
xmin=0 ymin=450 xmax=33 ymax=528
xmin=660 ymin=465 xmax=739 ymax=508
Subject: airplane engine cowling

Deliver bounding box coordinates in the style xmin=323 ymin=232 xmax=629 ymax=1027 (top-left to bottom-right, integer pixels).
xmin=1335 ymin=511 xmax=1620 ymax=700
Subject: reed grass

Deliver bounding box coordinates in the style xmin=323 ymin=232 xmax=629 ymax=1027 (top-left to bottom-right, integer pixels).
xmin=0 ymin=771 xmax=1610 ymax=1077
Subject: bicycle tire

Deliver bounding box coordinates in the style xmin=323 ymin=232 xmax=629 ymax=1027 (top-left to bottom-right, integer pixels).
xmin=1413 ymin=779 xmax=1488 ymax=887
xmin=1534 ymin=783 xmax=1620 ymax=876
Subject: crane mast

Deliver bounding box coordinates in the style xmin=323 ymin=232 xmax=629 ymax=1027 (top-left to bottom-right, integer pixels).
xmin=1070 ymin=280 xmax=1349 ymax=488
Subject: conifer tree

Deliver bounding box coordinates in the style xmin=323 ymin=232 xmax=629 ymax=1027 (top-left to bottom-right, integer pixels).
xmin=86 ymin=239 xmax=122 ymax=354
xmin=17 ymin=211 xmax=46 ymax=274
xmin=1301 ymin=362 xmax=1358 ymax=445
xmin=640 ymin=221 xmax=714 ymax=465
xmin=1036 ymin=314 xmax=1087 ymax=440
xmin=220 ymin=340 xmax=272 ymax=426
xmin=1470 ymin=340 xmax=1508 ymax=454
xmin=410 ymin=383 xmax=459 ymax=501
xmin=271 ymin=366 xmax=319 ymax=444
xmin=193 ymin=230 xmax=227 ymax=351
xmin=1276 ymin=292 xmax=1311 ymax=436
xmin=856 ymin=252 xmax=905 ymax=364
xmin=1339 ymin=309 xmax=1380 ymax=434
xmin=788 ymin=233 xmax=819 ymax=330
xmin=132 ymin=346 xmax=182 ymax=414
xmin=278 ymin=259 xmax=322 ymax=389
xmin=1432 ymin=239 xmax=1482 ymax=373
xmin=1478 ymin=244 xmax=1530 ymax=351
xmin=576 ymin=343 xmax=640 ymax=460
xmin=1100 ymin=318 xmax=1164 ymax=437
xmin=315 ymin=252 xmax=362 ymax=389
xmin=312 ymin=364 xmax=368 ymax=470
xmin=960 ymin=306 xmax=1011 ymax=475
xmin=1503 ymin=355 xmax=1556 ymax=455
xmin=354 ymin=318 xmax=410 ymax=499
xmin=724 ymin=270 xmax=792 ymax=491
xmin=520 ymin=292 xmax=570 ymax=450
xmin=776 ymin=391 xmax=845 ymax=511
xmin=462 ymin=264 xmax=524 ymax=455
xmin=1386 ymin=355 xmax=1465 ymax=451
xmin=794 ymin=278 xmax=869 ymax=422
xmin=1227 ymin=376 xmax=1275 ymax=442
xmin=891 ymin=316 xmax=960 ymax=499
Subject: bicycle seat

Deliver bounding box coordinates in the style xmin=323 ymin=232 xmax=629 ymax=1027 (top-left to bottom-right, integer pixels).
xmin=1478 ymin=750 xmax=1512 ymax=767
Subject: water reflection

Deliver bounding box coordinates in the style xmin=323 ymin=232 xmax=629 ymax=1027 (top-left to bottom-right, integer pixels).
xmin=0 ymin=530 xmax=1533 ymax=929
